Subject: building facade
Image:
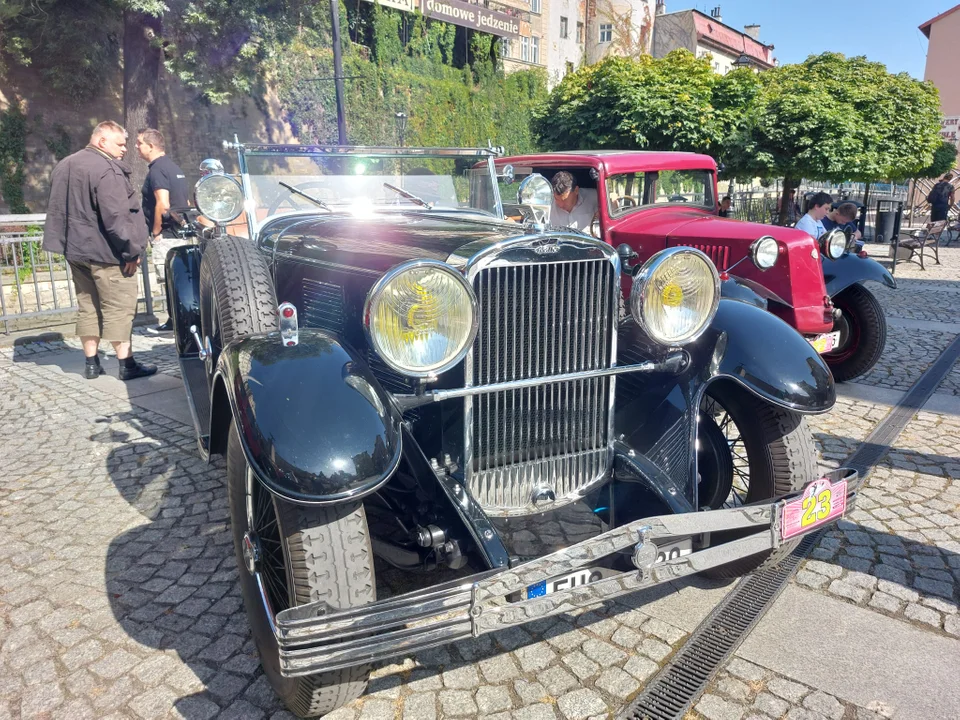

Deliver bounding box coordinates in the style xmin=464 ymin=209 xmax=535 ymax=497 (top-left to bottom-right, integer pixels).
xmin=920 ymin=5 xmax=960 ymax=152
xmin=651 ymin=5 xmax=774 ymax=74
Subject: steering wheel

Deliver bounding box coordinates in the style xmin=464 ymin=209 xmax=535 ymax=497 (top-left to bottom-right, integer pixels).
xmin=616 ymin=197 xmax=637 ymax=210
xmin=268 ymin=181 xmax=340 ymax=215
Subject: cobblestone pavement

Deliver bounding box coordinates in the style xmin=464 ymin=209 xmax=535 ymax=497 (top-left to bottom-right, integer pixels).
xmin=2 ymin=245 xmax=960 ymax=720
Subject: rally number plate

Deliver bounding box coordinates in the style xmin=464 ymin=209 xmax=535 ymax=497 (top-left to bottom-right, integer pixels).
xmin=780 ymin=477 xmax=847 ymax=541
xmin=809 ymin=331 xmax=841 ymax=354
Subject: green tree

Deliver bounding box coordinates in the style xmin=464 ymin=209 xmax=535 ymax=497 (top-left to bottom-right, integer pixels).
xmin=532 ymin=50 xmax=724 ymax=153
xmin=916 ymin=141 xmax=958 ymax=180
xmin=720 ymin=53 xmax=943 ymax=223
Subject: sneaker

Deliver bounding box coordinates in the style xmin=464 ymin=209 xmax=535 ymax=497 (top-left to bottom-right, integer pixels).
xmin=119 ymin=361 xmax=158 ymax=381
xmin=84 ymin=363 xmax=105 ymax=380
xmin=147 ymin=319 xmax=174 ymax=334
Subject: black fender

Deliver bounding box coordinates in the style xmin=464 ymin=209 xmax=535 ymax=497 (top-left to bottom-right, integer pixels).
xmin=720 ymin=276 xmax=792 ymax=310
xmin=823 ymin=253 xmax=896 ymax=297
xmin=166 ymin=245 xmax=202 ymax=356
xmin=707 ymin=297 xmax=835 ymax=413
xmin=212 ymin=329 xmax=403 ymax=504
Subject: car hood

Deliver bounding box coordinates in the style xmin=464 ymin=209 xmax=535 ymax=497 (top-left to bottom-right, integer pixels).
xmin=261 ymin=212 xmax=532 ymax=275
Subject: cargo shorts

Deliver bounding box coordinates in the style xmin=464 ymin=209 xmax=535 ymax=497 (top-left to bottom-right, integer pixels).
xmin=68 ymin=260 xmax=139 ymax=343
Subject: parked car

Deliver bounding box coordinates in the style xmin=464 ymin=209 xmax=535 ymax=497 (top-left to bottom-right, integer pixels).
xmin=166 ymin=141 xmax=859 ymax=719
xmin=494 ymin=152 xmax=897 ymax=382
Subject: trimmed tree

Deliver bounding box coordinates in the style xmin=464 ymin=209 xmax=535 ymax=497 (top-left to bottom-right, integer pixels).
xmin=720 ymin=53 xmax=943 ymax=224
xmin=532 ymin=50 xmax=724 ymax=153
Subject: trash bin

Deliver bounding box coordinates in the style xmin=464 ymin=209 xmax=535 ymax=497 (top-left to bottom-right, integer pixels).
xmin=874 ymin=200 xmax=903 ymax=245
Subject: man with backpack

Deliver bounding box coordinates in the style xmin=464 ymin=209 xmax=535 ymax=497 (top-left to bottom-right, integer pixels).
xmin=927 ymin=173 xmax=955 ymax=222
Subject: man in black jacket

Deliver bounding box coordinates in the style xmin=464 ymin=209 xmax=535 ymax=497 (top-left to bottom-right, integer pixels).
xmin=43 ymin=120 xmax=157 ymax=380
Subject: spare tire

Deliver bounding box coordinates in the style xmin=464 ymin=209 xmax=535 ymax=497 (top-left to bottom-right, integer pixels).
xmin=198 ymin=235 xmax=278 ymax=372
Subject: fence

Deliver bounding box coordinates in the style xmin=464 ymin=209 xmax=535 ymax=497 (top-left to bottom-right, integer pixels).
xmin=0 ymin=214 xmax=160 ymax=334
xmin=728 ymin=182 xmax=911 ymax=240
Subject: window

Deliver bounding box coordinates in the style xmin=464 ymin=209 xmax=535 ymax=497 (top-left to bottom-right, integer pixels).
xmin=576 ymin=22 xmax=584 ymax=43
xmin=599 ymin=24 xmax=613 ymax=43
xmin=560 ymin=16 xmax=568 ymax=39
xmin=532 ymin=36 xmax=540 ymax=64
xmin=566 ymin=61 xmax=575 ymax=75
xmin=605 ymin=170 xmax=715 ymax=218
xmin=530 ymin=0 xmax=541 ymax=13
xmin=500 ymin=38 xmax=512 ymax=58
xmin=521 ymin=36 xmax=530 ymax=62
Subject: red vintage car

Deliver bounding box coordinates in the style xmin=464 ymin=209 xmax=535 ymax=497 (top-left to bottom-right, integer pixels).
xmin=495 ymin=151 xmax=897 ymax=382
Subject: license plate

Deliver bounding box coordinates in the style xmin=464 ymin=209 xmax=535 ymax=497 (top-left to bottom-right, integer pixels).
xmin=809 ymin=331 xmax=841 ymax=354
xmin=524 ymin=539 xmax=694 ymax=599
xmin=780 ymin=477 xmax=847 ymax=541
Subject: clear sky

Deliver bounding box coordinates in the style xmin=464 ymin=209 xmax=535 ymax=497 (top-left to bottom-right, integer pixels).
xmin=678 ymin=0 xmax=954 ymax=79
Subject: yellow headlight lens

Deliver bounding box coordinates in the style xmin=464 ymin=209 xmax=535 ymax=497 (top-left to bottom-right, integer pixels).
xmin=366 ymin=261 xmax=477 ymax=377
xmin=631 ymin=248 xmax=720 ymax=346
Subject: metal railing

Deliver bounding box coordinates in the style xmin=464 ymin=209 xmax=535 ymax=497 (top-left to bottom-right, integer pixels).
xmin=0 ymin=214 xmax=160 ymax=334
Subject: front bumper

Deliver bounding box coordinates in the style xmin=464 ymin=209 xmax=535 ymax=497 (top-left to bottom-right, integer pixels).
xmin=275 ymin=468 xmax=860 ymax=677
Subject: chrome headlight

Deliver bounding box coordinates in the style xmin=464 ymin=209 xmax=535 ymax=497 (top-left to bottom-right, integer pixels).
xmin=590 ymin=218 xmax=601 ymax=238
xmin=631 ymin=247 xmax=720 ymax=346
xmin=194 ymin=174 xmax=244 ymax=224
xmin=750 ymin=236 xmax=779 ymax=270
xmin=822 ymin=228 xmax=846 ymax=260
xmin=364 ymin=260 xmax=478 ymax=377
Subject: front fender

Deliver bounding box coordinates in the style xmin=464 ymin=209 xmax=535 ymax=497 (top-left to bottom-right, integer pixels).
xmin=720 ymin=276 xmax=792 ymax=310
xmin=823 ymin=253 xmax=896 ymax=296
xmin=708 ymin=298 xmax=835 ymax=413
xmin=167 ymin=245 xmax=202 ymax=356
xmin=215 ymin=329 xmax=402 ymax=504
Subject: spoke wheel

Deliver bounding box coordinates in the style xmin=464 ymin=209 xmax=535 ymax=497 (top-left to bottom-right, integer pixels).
xmin=698 ymin=383 xmax=818 ymax=579
xmin=228 ymin=421 xmax=375 ymax=718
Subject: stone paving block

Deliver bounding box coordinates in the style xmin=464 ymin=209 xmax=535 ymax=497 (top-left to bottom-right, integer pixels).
xmin=476 ymin=685 xmax=513 ymax=713
xmin=827 ymin=580 xmax=870 ymax=604
xmin=803 ymin=690 xmax=845 ymax=719
xmin=766 ymin=677 xmax=809 ymax=703
xmin=401 ymin=693 xmax=436 ymax=720
xmin=479 ymin=654 xmax=520 ymax=684
xmin=438 ymin=689 xmax=477 ymax=716
xmin=540 ymin=665 xmax=579 ymax=696
xmin=726 ymin=658 xmax=767 ymax=684
xmin=442 ymin=665 xmax=480 ymax=689
xmin=753 ymin=691 xmax=789 ymax=717
xmin=695 ymin=692 xmax=744 ymax=720
xmin=358 ymin=699 xmax=396 ymax=720
xmin=718 ymin=676 xmax=751 ymax=701
xmin=905 ymin=603 xmax=942 ymax=628
xmin=514 ymin=704 xmax=559 ymax=720
xmin=595 ymin=666 xmax=641 ymax=699
xmin=515 ymin=679 xmax=550 ymax=705
xmin=557 ymin=689 xmax=608 ymax=720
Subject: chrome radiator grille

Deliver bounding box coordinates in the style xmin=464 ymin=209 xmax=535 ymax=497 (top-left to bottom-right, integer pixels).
xmin=466 ymin=258 xmax=617 ymax=516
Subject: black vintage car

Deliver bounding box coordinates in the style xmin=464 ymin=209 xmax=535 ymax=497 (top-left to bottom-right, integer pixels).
xmin=167 ymin=141 xmax=859 ymax=718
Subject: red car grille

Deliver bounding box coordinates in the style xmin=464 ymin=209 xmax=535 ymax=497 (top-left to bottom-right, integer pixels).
xmin=683 ymin=244 xmax=730 ymax=271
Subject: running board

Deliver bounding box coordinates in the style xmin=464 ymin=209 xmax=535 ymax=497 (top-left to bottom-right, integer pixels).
xmin=179 ymin=356 xmax=211 ymax=449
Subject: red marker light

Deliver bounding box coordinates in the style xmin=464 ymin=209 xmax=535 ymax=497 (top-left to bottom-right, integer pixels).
xmin=282 ymin=307 xmax=295 ymax=319
xmin=285 ymin=340 xmax=295 ymax=346
xmin=719 ymin=271 xmax=730 ymax=281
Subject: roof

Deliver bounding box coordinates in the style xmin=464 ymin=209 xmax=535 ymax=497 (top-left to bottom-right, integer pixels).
xmin=690 ymin=11 xmax=774 ymax=66
xmin=496 ymin=151 xmax=718 ymax=175
xmin=919 ymin=3 xmax=960 ymax=38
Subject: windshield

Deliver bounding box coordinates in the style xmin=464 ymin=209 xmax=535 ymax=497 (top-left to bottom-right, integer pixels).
xmin=240 ymin=151 xmax=502 ymax=233
xmin=605 ymin=169 xmax=715 ymax=217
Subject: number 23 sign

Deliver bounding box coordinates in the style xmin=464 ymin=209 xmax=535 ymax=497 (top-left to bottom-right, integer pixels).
xmin=780 ymin=477 xmax=847 ymax=541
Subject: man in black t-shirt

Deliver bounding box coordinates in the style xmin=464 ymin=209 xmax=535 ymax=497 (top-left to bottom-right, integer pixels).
xmin=136 ymin=128 xmax=189 ymax=332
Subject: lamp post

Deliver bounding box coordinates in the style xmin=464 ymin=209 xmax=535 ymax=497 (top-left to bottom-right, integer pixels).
xmin=395 ymin=112 xmax=407 ymax=148
xmin=732 ymin=53 xmax=753 ymax=71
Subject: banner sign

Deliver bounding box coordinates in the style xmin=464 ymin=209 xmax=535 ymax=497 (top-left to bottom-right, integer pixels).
xmin=421 ymin=0 xmax=521 ymax=37
xmin=362 ymin=0 xmax=522 ymax=38
xmin=942 ymin=116 xmax=960 ymax=148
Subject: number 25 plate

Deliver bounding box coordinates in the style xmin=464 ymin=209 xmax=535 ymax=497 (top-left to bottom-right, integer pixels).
xmin=780 ymin=478 xmax=847 ymax=541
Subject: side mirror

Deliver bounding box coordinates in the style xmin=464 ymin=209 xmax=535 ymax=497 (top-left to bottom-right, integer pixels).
xmin=499 ymin=164 xmax=515 ymax=185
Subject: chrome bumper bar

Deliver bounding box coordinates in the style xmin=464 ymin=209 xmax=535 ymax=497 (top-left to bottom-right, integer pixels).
xmin=275 ymin=468 xmax=860 ymax=677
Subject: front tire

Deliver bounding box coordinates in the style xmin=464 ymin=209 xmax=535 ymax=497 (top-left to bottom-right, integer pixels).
xmin=228 ymin=421 xmax=376 ymax=718
xmin=699 ymin=383 xmax=818 ymax=579
xmin=823 ymin=283 xmax=886 ymax=382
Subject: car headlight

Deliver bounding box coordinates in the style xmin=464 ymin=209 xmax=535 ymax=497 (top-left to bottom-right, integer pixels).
xmin=631 ymin=247 xmax=720 ymax=346
xmin=590 ymin=218 xmax=601 ymax=238
xmin=821 ymin=228 xmax=846 ymax=260
xmin=750 ymin=236 xmax=779 ymax=270
xmin=364 ymin=260 xmax=478 ymax=377
xmin=194 ymin=174 xmax=244 ymax=224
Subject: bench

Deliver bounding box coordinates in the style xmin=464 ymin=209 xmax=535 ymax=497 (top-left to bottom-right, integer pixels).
xmin=890 ymin=221 xmax=947 ymax=273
